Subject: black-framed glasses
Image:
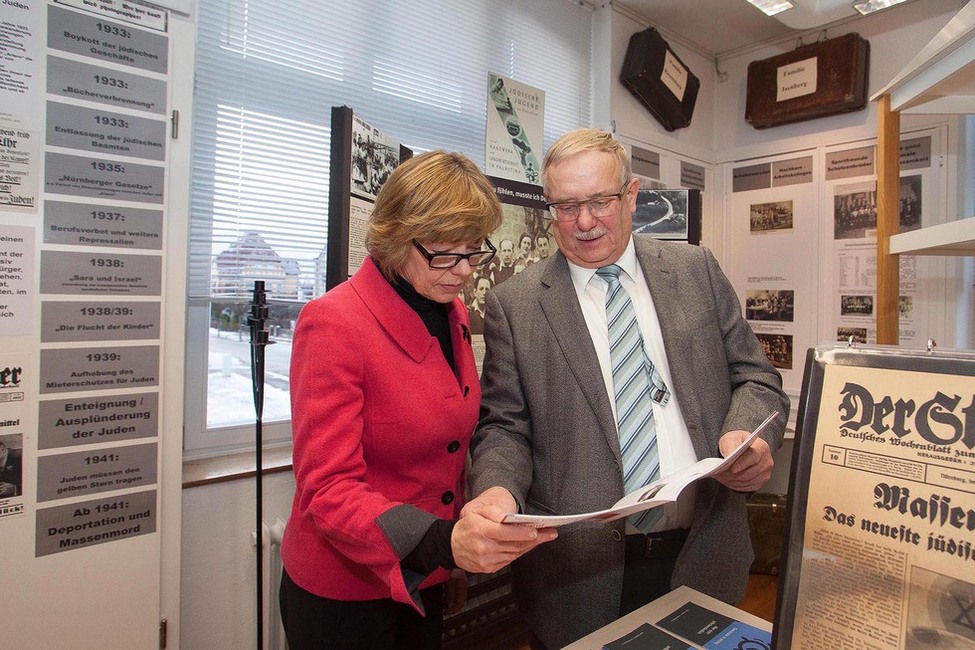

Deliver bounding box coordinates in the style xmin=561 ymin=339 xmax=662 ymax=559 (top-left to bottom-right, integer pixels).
xmin=412 ymin=239 xmax=496 ymax=269
xmin=546 ymin=183 xmax=629 ymax=222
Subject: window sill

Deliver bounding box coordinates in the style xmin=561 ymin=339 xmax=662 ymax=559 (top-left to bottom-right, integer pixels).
xmin=182 ymin=445 xmax=293 ymax=488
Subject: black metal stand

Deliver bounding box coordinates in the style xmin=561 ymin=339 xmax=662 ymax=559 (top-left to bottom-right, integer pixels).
xmin=248 ymin=281 xmax=274 ymax=650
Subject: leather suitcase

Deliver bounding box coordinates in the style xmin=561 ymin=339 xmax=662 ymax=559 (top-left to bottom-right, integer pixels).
xmin=621 ymin=27 xmax=700 ymax=131
xmin=745 ymin=33 xmax=870 ymax=129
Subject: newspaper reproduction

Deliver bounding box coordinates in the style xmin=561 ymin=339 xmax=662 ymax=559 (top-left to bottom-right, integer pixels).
xmin=787 ymin=359 xmax=975 ymax=649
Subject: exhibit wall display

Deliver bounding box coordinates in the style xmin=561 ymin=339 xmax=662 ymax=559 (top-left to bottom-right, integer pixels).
xmin=724 ymin=129 xmax=948 ymax=413
xmin=0 ymin=0 xmax=178 ymax=646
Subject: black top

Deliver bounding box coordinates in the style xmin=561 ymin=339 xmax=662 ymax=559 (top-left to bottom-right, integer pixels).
xmin=390 ymin=274 xmax=459 ymax=573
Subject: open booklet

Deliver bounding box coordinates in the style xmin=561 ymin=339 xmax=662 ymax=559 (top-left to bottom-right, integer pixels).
xmin=503 ymin=411 xmax=780 ymax=528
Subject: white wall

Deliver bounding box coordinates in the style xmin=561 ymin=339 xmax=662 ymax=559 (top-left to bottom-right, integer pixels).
xmin=180 ymin=471 xmax=295 ymax=649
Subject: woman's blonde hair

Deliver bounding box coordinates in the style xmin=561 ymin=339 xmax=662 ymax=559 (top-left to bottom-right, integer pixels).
xmin=366 ymin=150 xmax=503 ymax=278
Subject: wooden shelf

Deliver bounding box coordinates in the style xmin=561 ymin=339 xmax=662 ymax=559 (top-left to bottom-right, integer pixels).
xmin=889 ymin=217 xmax=975 ymax=255
xmin=872 ymin=1 xmax=975 ymax=342
xmin=872 ymin=2 xmax=975 ymax=114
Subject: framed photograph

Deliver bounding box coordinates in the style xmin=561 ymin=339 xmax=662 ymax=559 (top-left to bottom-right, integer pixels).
xmin=773 ymin=344 xmax=975 ymax=649
xmin=634 ymin=188 xmax=701 ymax=245
xmin=326 ymin=106 xmax=412 ymax=289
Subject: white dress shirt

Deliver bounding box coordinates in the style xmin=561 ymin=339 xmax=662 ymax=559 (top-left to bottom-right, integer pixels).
xmin=565 ymin=238 xmax=697 ymax=531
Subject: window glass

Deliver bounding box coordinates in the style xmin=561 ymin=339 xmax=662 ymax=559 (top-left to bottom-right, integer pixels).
xmin=186 ymin=0 xmax=593 ymax=454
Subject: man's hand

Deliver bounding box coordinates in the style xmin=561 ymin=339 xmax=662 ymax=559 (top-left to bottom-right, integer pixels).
xmin=451 ymin=486 xmax=557 ymax=574
xmin=713 ymin=430 xmax=774 ymax=493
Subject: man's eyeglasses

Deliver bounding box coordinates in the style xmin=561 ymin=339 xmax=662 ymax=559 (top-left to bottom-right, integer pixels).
xmin=412 ymin=239 xmax=496 ymax=269
xmin=546 ymin=183 xmax=629 ymax=222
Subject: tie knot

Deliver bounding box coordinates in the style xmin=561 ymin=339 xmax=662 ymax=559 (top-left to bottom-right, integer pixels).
xmin=595 ymin=264 xmax=623 ymax=282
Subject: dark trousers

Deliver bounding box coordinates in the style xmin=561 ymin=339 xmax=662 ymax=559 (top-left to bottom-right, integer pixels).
xmin=279 ymin=568 xmax=444 ymax=650
xmin=530 ymin=529 xmax=688 ymax=650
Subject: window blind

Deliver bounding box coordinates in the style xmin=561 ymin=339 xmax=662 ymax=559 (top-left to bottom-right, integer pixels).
xmin=188 ymin=0 xmax=594 ymax=302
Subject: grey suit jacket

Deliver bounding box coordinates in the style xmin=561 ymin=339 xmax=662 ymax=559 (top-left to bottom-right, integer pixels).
xmin=469 ymin=235 xmax=789 ymax=648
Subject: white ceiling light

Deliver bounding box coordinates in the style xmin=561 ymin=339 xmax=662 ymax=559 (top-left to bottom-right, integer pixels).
xmin=853 ymin=0 xmax=910 ymax=15
xmin=745 ymin=0 xmax=795 ymax=16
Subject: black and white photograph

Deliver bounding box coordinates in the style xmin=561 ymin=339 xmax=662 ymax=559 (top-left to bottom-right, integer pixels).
xmin=351 ymin=115 xmax=401 ymax=200
xmin=749 ymin=200 xmax=793 ymax=233
xmin=834 ymin=185 xmax=877 ymax=240
xmin=840 ymin=294 xmax=873 ymax=316
xmin=633 ymin=189 xmax=688 ymax=239
xmin=0 ymin=434 xmax=23 ymax=500
xmin=756 ymin=333 xmax=792 ymax=370
xmin=836 ymin=326 xmax=868 ymax=344
xmin=900 ymin=174 xmax=922 ymax=233
xmin=899 ymin=295 xmax=915 ymax=318
xmin=464 ymin=201 xmax=553 ymax=334
xmin=746 ymin=289 xmax=795 ymax=322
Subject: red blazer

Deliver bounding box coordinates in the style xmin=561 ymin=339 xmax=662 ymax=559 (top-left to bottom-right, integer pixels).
xmin=281 ymin=257 xmax=480 ymax=611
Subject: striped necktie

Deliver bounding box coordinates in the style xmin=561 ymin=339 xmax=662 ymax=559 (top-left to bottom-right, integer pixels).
xmin=595 ymin=264 xmax=668 ymax=531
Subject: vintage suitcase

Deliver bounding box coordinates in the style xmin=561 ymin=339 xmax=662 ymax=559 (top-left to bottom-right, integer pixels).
xmin=746 ymin=492 xmax=788 ymax=575
xmin=621 ymin=27 xmax=700 ymax=131
xmin=745 ymin=33 xmax=870 ymax=129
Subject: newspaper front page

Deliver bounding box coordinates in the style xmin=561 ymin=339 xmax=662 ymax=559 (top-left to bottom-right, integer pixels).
xmin=790 ymin=362 xmax=975 ymax=649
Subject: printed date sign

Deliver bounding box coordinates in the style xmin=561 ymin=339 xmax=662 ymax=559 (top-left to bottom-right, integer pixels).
xmin=36 ymin=489 xmax=156 ymax=556
xmin=40 ymin=344 xmax=159 ymax=394
xmin=45 ymin=151 xmax=164 ymax=203
xmin=47 ymin=5 xmax=169 ymax=74
xmin=39 ymin=250 xmax=161 ymax=296
xmin=36 ymin=442 xmax=157 ymax=503
xmin=42 ymin=301 xmax=160 ymax=342
xmin=47 ymin=55 xmax=167 ymax=116
xmin=44 ymin=200 xmax=163 ymax=250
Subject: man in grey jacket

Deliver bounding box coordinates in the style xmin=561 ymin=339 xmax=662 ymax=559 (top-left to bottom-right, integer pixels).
xmin=465 ymin=128 xmax=789 ymax=649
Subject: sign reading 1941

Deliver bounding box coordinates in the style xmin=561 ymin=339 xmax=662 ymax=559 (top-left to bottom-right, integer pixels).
xmin=35 ymin=489 xmax=156 ymax=556
xmin=36 ymin=442 xmax=157 ymax=503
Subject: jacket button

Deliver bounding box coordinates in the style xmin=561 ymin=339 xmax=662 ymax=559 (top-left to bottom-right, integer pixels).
xmin=447 ymin=440 xmax=460 ymax=453
xmin=611 ymin=529 xmax=623 ymax=542
xmin=441 ymin=491 xmax=454 ymax=505
xmin=463 ymin=385 xmax=470 ymax=397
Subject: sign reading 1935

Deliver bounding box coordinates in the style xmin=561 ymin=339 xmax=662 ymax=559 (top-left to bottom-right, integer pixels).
xmin=45 ymin=152 xmax=164 ymax=203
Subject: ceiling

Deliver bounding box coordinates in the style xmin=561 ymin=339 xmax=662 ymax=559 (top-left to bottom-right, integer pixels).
xmin=616 ymin=0 xmax=921 ymax=58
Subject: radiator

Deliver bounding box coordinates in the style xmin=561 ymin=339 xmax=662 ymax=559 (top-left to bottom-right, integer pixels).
xmin=255 ymin=518 xmax=288 ymax=650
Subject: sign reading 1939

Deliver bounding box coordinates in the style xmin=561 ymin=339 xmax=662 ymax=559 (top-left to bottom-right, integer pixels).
xmin=40 ymin=344 xmax=160 ymax=394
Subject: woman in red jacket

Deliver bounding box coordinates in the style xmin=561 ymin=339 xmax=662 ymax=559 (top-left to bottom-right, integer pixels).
xmin=279 ymin=150 xmax=553 ymax=649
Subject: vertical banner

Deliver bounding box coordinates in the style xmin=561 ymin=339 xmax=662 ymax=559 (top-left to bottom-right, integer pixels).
xmin=478 ymin=74 xmax=547 ymax=366
xmin=485 ymin=72 xmax=544 ymax=185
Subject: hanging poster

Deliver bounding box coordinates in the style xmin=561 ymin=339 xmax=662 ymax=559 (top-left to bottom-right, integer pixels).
xmin=485 ymin=72 xmax=544 ymax=185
